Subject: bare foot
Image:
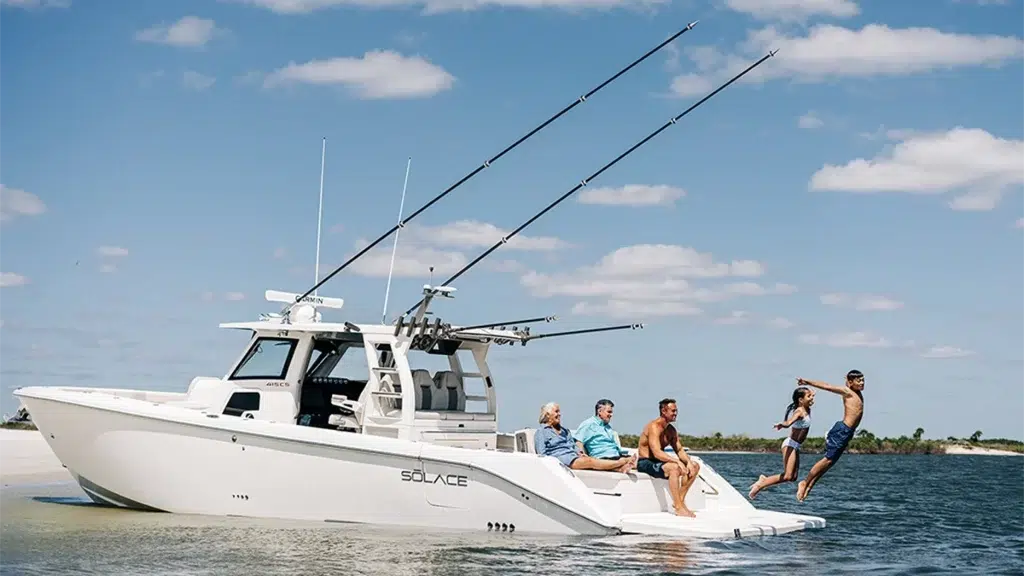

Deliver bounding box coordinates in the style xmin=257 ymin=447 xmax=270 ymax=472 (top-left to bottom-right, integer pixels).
xmin=673 ymin=506 xmax=697 ymax=518
xmin=748 ymin=475 xmax=767 ymax=500
xmin=796 ymin=480 xmax=808 ymax=501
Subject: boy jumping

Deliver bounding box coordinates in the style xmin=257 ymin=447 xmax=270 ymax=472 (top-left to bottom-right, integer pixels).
xmin=794 ymin=370 xmax=865 ymax=501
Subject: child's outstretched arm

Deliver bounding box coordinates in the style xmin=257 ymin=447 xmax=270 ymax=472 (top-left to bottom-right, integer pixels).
xmin=797 ymin=377 xmax=851 ymax=396
xmin=775 ymin=407 xmax=807 ymax=430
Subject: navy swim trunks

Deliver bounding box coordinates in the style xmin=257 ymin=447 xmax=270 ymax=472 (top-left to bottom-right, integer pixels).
xmin=637 ymin=458 xmax=668 ymax=479
xmin=824 ymin=421 xmax=855 ymax=462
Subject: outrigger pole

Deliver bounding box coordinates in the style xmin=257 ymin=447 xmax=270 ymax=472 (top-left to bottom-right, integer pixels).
xmin=402 ymin=49 xmax=779 ymax=317
xmin=522 ymin=323 xmax=644 ymax=343
xmin=285 ymin=21 xmax=700 ymax=309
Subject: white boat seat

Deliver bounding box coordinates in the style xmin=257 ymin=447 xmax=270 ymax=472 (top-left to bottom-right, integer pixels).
xmin=411 ymin=369 xmax=434 ymax=411
xmin=433 ymin=370 xmax=466 ymax=411
xmin=515 ymin=428 xmax=538 ymax=453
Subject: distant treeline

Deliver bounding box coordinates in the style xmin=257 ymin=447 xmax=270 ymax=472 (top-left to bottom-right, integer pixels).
xmin=3 ymin=420 xmax=1021 ymax=454
xmin=0 ymin=422 xmax=37 ymax=430
xmin=617 ymin=429 xmax=1024 ymax=455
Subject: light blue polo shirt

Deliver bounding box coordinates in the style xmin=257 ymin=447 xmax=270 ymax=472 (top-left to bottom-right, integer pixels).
xmin=575 ymin=415 xmax=626 ymax=459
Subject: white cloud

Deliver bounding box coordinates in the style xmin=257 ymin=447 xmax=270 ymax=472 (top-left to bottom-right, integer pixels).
xmin=100 ymin=263 xmax=117 ymax=274
xmin=820 ymin=292 xmax=903 ymax=311
xmin=799 ymin=331 xmax=891 ymax=348
xmin=0 ymin=185 xmax=46 ymax=222
xmin=809 ymin=127 xmax=1024 ymax=211
xmin=1015 ymin=217 xmax=1023 ymax=229
xmin=201 ymin=291 xmax=250 ymax=302
xmin=262 ymin=51 xmax=455 ymax=100
xmin=97 ymin=246 xmax=129 ymax=257
xmin=724 ymin=281 xmax=797 ymax=296
xmin=921 ymin=345 xmax=975 ymax=359
xmin=273 ymin=247 xmax=288 ymax=259
xmin=723 ymin=0 xmax=859 ymax=22
xmin=520 ymin=244 xmax=795 ymax=319
xmin=183 ymin=70 xmax=216 ymax=91
xmin=669 ymin=24 xmax=1024 ymax=97
xmin=0 ymin=0 xmax=70 ymax=8
xmin=139 ymin=70 xmax=165 ymax=88
xmin=798 ymin=111 xmax=823 ymax=129
xmin=571 ymin=300 xmax=702 ymax=319
xmin=0 ymin=272 xmax=29 ymax=288
xmin=578 ymin=184 xmax=686 ymax=207
xmin=714 ymin=310 xmax=750 ymax=325
xmin=406 ymin=220 xmax=568 ymax=251
xmin=135 ymin=16 xmax=222 ymax=48
xmin=669 ymin=73 xmax=714 ymax=98
xmin=346 ymin=220 xmax=565 ymax=278
xmin=227 ymin=0 xmax=668 ymax=14
xmin=349 ymin=243 xmax=467 ymax=278
xmin=767 ymin=316 xmax=795 ymax=329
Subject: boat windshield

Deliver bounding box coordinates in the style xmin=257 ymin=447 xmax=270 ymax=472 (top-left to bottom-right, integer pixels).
xmin=229 ymin=337 xmax=298 ymax=380
xmin=305 ymin=334 xmax=370 ymax=381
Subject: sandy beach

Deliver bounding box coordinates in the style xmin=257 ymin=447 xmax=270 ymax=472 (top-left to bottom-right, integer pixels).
xmin=942 ymin=444 xmax=1023 ymax=457
xmin=0 ymin=429 xmax=72 ymax=486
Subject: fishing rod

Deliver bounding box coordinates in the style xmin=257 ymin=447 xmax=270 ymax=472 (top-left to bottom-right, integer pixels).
xmin=403 ymin=49 xmax=778 ymax=317
xmin=449 ymin=315 xmax=558 ymax=333
xmin=285 ymin=21 xmax=700 ymax=310
xmin=522 ymin=323 xmax=644 ymax=344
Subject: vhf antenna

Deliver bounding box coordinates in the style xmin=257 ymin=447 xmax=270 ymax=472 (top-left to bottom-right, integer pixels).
xmin=382 ymin=157 xmax=413 ymax=323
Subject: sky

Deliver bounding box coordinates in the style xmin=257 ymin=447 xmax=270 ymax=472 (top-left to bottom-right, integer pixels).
xmin=1 ymin=0 xmax=1022 ymax=442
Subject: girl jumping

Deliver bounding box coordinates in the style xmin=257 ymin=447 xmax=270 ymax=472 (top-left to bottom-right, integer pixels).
xmin=748 ymin=386 xmax=815 ymax=499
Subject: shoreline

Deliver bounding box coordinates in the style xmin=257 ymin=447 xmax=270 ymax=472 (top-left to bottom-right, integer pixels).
xmin=1 ymin=429 xmax=1019 ymax=490
xmin=0 ymin=429 xmax=73 ymax=488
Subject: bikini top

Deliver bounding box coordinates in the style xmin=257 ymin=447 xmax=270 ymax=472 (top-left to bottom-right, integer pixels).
xmin=791 ymin=412 xmax=811 ymax=429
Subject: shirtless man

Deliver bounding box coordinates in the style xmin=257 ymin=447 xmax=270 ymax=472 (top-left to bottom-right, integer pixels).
xmin=794 ymin=370 xmax=865 ymax=501
xmin=637 ymin=398 xmax=700 ymax=517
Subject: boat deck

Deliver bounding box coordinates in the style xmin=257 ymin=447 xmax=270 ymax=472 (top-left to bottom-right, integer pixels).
xmin=620 ymin=509 xmax=826 ymax=539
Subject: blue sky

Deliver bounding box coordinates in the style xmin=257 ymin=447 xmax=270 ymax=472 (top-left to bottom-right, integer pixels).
xmin=2 ymin=0 xmax=1022 ymax=441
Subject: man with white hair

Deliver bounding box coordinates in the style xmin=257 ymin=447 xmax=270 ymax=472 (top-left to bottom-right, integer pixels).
xmin=534 ymin=402 xmax=635 ymax=473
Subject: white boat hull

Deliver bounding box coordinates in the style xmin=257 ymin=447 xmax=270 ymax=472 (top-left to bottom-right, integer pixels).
xmin=16 ymin=387 xmax=826 ymax=539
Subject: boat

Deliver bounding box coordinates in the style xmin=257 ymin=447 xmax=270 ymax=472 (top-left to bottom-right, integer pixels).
xmin=13 ymin=23 xmax=826 ymax=539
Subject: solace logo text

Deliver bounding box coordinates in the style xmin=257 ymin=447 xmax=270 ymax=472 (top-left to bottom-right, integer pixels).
xmin=400 ymin=469 xmax=469 ymax=487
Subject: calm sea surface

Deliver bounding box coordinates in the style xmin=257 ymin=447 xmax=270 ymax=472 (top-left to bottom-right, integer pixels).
xmin=2 ymin=454 xmax=1022 ymax=576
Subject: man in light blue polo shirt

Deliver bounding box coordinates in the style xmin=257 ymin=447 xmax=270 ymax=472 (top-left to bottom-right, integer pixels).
xmin=534 ymin=402 xmax=634 ymax=473
xmin=576 ymin=399 xmax=634 ymax=467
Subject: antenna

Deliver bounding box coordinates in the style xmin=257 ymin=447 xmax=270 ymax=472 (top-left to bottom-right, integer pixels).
xmin=284 ymin=21 xmax=700 ymax=309
xmin=382 ymin=156 xmax=413 ymax=323
xmin=314 ymin=137 xmax=326 ymax=297
xmin=402 ymin=49 xmax=779 ymax=316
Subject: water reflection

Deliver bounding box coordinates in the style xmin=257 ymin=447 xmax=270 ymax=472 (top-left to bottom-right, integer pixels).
xmin=3 ymin=453 xmax=1022 ymax=576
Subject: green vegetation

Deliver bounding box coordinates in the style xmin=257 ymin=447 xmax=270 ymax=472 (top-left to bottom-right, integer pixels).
xmin=618 ymin=428 xmax=1024 ymax=455
xmin=0 ymin=421 xmax=38 ymax=431
xmin=3 ymin=419 xmax=1021 ymax=454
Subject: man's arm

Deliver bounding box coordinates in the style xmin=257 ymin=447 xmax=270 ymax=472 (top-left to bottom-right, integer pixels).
xmin=798 ymin=378 xmax=851 ymax=397
xmin=647 ymin=421 xmax=682 ymax=464
xmin=574 ymin=421 xmax=595 ymax=456
xmin=672 ymin=435 xmax=692 ymax=465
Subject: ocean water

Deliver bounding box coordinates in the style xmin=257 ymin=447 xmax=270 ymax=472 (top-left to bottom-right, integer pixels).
xmin=1 ymin=454 xmax=1022 ymax=576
